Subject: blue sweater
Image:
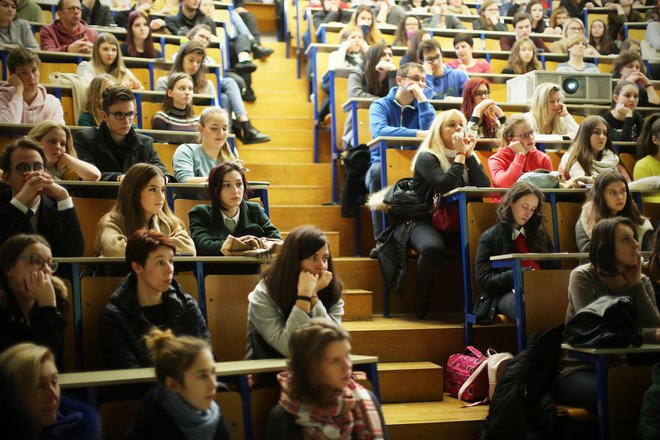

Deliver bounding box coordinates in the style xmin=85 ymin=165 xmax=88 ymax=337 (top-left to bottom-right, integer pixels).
xmin=368 ymin=86 xmax=436 ymax=164
xmin=423 ymin=65 xmax=469 ymax=100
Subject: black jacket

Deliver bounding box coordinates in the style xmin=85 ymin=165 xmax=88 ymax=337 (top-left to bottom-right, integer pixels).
xmin=82 ymin=0 xmax=114 ymax=26
xmin=99 ymin=274 xmax=210 ymax=369
xmin=73 ymin=123 xmax=172 ymax=182
xmin=0 ymin=189 xmax=84 ymax=257
xmin=474 ymin=222 xmax=558 ymax=322
xmin=125 ymin=386 xmax=230 ymax=440
xmin=165 ymin=7 xmax=216 ymax=36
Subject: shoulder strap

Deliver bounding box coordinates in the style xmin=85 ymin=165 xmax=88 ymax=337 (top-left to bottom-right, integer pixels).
xmin=457 ymin=358 xmax=489 ymax=407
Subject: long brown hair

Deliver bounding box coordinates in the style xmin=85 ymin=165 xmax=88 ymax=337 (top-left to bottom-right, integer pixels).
xmin=171 ymin=41 xmax=208 ymax=93
xmin=363 ymin=43 xmax=392 ymax=96
xmin=564 ymin=115 xmax=618 ymax=176
xmin=126 ymin=10 xmax=157 ymax=58
xmin=262 ymin=225 xmax=343 ymax=317
xmin=587 ymin=171 xmax=644 ymax=227
xmin=502 ymin=38 xmax=540 ymax=74
xmin=162 ymin=72 xmax=194 ymax=118
xmin=496 ymin=182 xmax=552 ymax=252
xmin=636 ymin=113 xmax=660 ymax=160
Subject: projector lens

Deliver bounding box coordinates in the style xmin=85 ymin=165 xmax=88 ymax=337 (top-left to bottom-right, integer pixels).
xmin=563 ymin=78 xmax=579 ymax=94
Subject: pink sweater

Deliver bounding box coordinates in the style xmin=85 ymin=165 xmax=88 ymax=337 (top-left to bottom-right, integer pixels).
xmin=39 ymin=20 xmax=98 ymax=52
xmin=488 ymin=146 xmax=553 ymax=188
xmin=0 ymin=83 xmax=65 ymax=124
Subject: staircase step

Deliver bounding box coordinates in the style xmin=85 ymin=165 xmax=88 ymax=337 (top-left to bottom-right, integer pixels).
xmin=245 ymin=90 xmax=309 ymax=104
xmin=246 ymin=164 xmax=330 ymax=186
xmin=378 ymin=362 xmax=444 ymax=403
xmin=268 ymin=185 xmax=331 ymax=205
xmin=239 ymin=148 xmax=313 ymax=163
xmin=382 ymin=396 xmax=488 ymax=439
xmin=251 ymin=76 xmax=309 ymax=93
xmin=247 ymin=117 xmax=314 ymax=130
xmin=244 ymin=98 xmax=312 ymax=118
xmin=240 ymin=128 xmax=314 ymax=147
xmin=342 ymin=289 xmax=372 ymax=321
xmin=281 ymin=230 xmax=339 ymax=256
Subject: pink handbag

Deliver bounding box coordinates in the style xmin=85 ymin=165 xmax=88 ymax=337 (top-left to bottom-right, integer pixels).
xmin=444 ymin=346 xmax=489 ymax=404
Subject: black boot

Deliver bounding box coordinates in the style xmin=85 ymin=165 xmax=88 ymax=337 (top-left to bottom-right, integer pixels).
xmin=252 ymin=44 xmax=274 ymax=60
xmin=415 ymin=290 xmax=431 ymax=320
xmin=238 ymin=120 xmax=270 ymax=144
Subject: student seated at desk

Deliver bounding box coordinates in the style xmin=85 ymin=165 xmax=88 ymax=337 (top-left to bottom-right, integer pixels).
xmin=419 ymin=39 xmax=469 ymax=100
xmin=0 ymin=235 xmax=69 ymax=367
xmin=0 ymin=48 xmax=65 ymax=125
xmin=266 ymin=319 xmax=387 ymax=439
xmin=607 ymin=0 xmax=644 ymax=43
xmin=372 ymin=0 xmax=407 ymax=26
xmin=549 ymin=17 xmax=599 ymax=55
xmin=77 ymin=73 xmax=115 ymax=127
xmin=76 ymin=33 xmax=143 ymax=90
xmin=392 ymin=14 xmax=422 ymax=47
xmin=74 ymin=85 xmax=172 ymax=182
xmin=488 ymin=114 xmax=553 ymax=189
xmin=0 ymin=343 xmax=100 ymax=439
xmin=422 ymin=0 xmax=467 ymax=29
xmin=28 ymin=121 xmax=101 ymax=181
xmin=367 ymin=62 xmax=435 ymax=241
xmin=311 ymin=0 xmax=353 ymax=31
xmin=246 ymin=226 xmax=344 ymax=359
xmin=96 ymin=163 xmax=195 ymax=257
xmin=589 ymin=19 xmax=619 ymax=56
xmin=474 ymin=182 xmax=558 ymax=322
xmin=556 ymin=35 xmax=600 ymax=73
xmin=612 ymin=50 xmax=660 ymax=107
xmin=501 ymin=37 xmax=542 ymax=74
xmin=462 ymin=78 xmax=506 ymax=139
xmin=527 ymin=0 xmax=547 ymax=33
xmin=634 ymin=114 xmax=660 ymax=204
xmin=559 ymin=0 xmax=594 ymax=21
xmin=557 ymin=216 xmax=660 ymax=411
xmin=39 ymin=0 xmax=98 ymax=54
xmin=81 ymin=0 xmax=113 ymax=26
xmin=602 ymin=80 xmax=646 ymax=142
xmin=349 ymin=5 xmax=385 ymax=45
xmin=0 ymin=138 xmax=85 ymax=257
xmin=447 ymin=0 xmax=472 ymax=15
xmin=446 ymin=33 xmax=493 ymax=74
xmin=15 ymin=0 xmax=42 ymax=23
xmin=546 ymin=6 xmax=568 ymax=35
xmin=120 ymin=10 xmax=163 ymax=59
xmin=523 ymin=82 xmax=579 ymax=139
xmin=558 ymin=115 xmax=631 ymax=181
xmin=152 ymin=73 xmax=199 ymax=132
xmin=473 ymin=0 xmax=509 ymax=32
xmin=125 ymin=328 xmax=229 ymax=440
xmin=173 ymin=107 xmax=239 ymax=183
xmin=575 ymin=171 xmax=653 ymax=253
xmin=400 ymin=29 xmax=430 ymax=65
xmin=189 ymin=161 xmax=281 ymax=256
xmin=0 ymin=0 xmax=38 ymax=50
xmin=499 ymin=12 xmax=549 ymax=52
xmin=100 ymin=229 xmax=209 ymax=369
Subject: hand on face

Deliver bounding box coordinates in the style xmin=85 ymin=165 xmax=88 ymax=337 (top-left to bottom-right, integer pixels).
xmin=297 ymin=270 xmax=319 ymax=297
xmin=316 ymin=270 xmax=333 ymax=292
xmin=407 ymin=82 xmax=426 ymax=101
xmin=557 ymin=102 xmax=569 ymax=117
xmin=621 ymin=253 xmax=642 ymax=287
xmin=508 ymin=139 xmax=526 ymax=155
xmin=7 ymin=74 xmax=24 ymax=95
xmin=614 ymin=101 xmax=633 ymax=118
xmin=14 ymin=171 xmax=54 ymax=205
xmin=450 ymin=129 xmax=467 ymax=153
xmin=22 ymin=270 xmax=57 ymax=308
xmin=474 ymin=98 xmax=496 ymax=116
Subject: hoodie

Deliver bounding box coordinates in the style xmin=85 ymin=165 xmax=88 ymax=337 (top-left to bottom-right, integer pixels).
xmin=422 ymin=64 xmax=469 ymax=100
xmin=0 ymin=83 xmax=64 ymax=124
xmin=39 ymin=19 xmax=98 ymax=52
xmin=16 ymin=0 xmax=42 ymax=23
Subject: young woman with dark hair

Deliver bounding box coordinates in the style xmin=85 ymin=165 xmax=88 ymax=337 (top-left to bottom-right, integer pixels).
xmin=152 ymin=73 xmax=198 ymax=131
xmin=575 ymin=171 xmax=653 ymax=252
xmin=447 ymin=33 xmax=493 ymax=73
xmin=267 ymin=318 xmax=387 ymax=439
xmin=559 ymin=115 xmax=629 ymax=181
xmin=474 ymin=182 xmax=557 ymax=322
xmin=95 ymin=163 xmax=195 ymax=257
xmin=120 ymin=10 xmax=162 ymax=59
xmin=602 ymin=80 xmax=645 ymax=142
xmin=546 ymin=6 xmax=568 ymax=34
xmin=393 ymin=14 xmax=422 ymax=47
xmin=99 ymin=229 xmax=209 ymax=370
xmin=557 ymin=216 xmax=660 ymax=411
xmin=246 ymin=225 xmax=344 ymax=359
xmin=400 ymin=29 xmax=429 ymax=65
xmin=612 ymin=50 xmax=660 ymax=107
xmin=634 ymin=114 xmax=660 ymax=203
xmin=462 ymin=78 xmax=506 ymax=139
xmin=644 ymin=229 xmax=660 ymax=306
xmin=501 ymin=38 xmax=541 ymax=74
xmin=341 ymin=43 xmax=396 ymax=149
xmin=526 ymin=0 xmax=546 ymax=33
xmin=125 ymin=328 xmax=229 ymax=439
xmin=588 ymin=19 xmax=618 ymax=55
xmin=188 ymin=161 xmax=281 ymax=256
xmin=0 ymin=234 xmax=69 ymax=367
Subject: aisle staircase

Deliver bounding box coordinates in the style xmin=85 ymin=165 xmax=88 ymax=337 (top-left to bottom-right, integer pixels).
xmin=242 ymin=39 xmax=519 ymax=439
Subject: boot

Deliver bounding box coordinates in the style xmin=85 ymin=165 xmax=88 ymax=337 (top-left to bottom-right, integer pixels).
xmin=237 ymin=120 xmax=270 ymax=144
xmin=252 ymin=44 xmax=274 ymax=60
xmin=415 ymin=289 xmax=431 ymax=320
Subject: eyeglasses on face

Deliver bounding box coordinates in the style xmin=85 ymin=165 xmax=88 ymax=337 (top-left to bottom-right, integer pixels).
xmin=107 ymin=111 xmax=137 ymax=120
xmin=403 ymin=75 xmax=425 ymax=82
xmin=63 ymin=6 xmax=82 ymax=12
xmin=14 ymin=162 xmax=44 ymax=176
xmin=514 ymin=129 xmax=537 ymax=140
xmin=474 ymin=90 xmax=490 ymax=97
xmin=15 ymin=255 xmax=59 ymax=272
xmin=423 ymin=54 xmax=441 ymax=63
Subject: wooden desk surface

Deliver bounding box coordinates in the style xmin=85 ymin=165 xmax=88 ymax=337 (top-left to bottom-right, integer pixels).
xmin=561 ymin=343 xmax=660 ymax=355
xmin=53 ymin=256 xmax=269 ymax=264
xmin=491 ymin=251 xmax=651 ymax=262
xmin=59 ymin=355 xmax=378 ymax=388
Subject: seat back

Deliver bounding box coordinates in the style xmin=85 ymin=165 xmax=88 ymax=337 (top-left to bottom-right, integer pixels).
xmin=61 ymin=279 xmax=76 ymax=372
xmin=556 ymin=202 xmax=582 ymax=253
xmin=99 ymin=400 xmax=140 ymax=440
xmin=385 ymin=149 xmax=416 ymax=186
xmin=467 ymin=202 xmax=498 ymax=297
xmin=71 ymin=197 xmax=116 ymax=257
xmin=523 ymin=269 xmax=571 ymax=336
xmin=217 ymin=391 xmax=245 ymax=440
xmin=173 ymin=199 xmax=209 ymax=232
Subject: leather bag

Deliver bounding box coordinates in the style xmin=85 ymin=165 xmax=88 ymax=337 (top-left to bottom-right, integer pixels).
xmin=431 ymin=193 xmax=460 ymax=232
xmin=383 ymin=178 xmax=429 ymax=220
xmin=445 ymin=346 xmax=489 ymax=404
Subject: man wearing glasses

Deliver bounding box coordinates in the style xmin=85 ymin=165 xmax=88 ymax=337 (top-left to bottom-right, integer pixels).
xmin=73 ymin=85 xmax=171 ymax=182
xmin=0 ymin=138 xmax=84 ymax=257
xmin=418 ymin=39 xmax=468 ymax=101
xmin=39 ymin=0 xmax=97 ymax=53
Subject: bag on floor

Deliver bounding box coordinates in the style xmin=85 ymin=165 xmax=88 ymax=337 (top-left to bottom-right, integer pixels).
xmin=486 ymin=349 xmax=514 ymax=401
xmin=445 ymin=346 xmax=489 ymax=405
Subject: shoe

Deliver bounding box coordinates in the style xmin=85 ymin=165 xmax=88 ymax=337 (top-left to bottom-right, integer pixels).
xmin=252 ymin=44 xmax=274 ymax=60
xmin=234 ymin=60 xmax=257 ymax=74
xmin=237 ymin=120 xmax=270 ymax=144
xmin=415 ymin=290 xmax=431 ymax=320
xmin=243 ymin=88 xmax=257 ymax=103
xmin=369 ymin=242 xmax=384 ymax=259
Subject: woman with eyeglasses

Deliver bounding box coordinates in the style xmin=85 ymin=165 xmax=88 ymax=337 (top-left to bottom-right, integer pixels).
xmin=462 ymin=78 xmax=506 ymax=140
xmin=472 ymin=0 xmax=508 ymax=32
xmin=0 ymin=234 xmax=69 ymax=368
xmin=488 ymin=114 xmax=553 ymax=189
xmin=549 ymin=17 xmax=600 ymax=55
xmin=523 ymin=82 xmax=579 ymax=139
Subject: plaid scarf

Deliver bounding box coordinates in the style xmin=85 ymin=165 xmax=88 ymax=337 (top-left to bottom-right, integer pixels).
xmin=277 ymin=372 xmax=384 ymax=440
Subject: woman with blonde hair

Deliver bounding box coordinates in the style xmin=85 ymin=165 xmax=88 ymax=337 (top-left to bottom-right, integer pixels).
xmin=28 ymin=121 xmax=101 ymax=181
xmin=523 ymin=82 xmax=579 ymax=138
xmin=95 ymin=163 xmax=195 ymax=257
xmin=76 ymin=33 xmax=143 ymax=90
xmin=78 ymin=74 xmax=115 ymax=127
xmin=549 ymin=17 xmax=599 ymax=55
xmin=173 ymin=107 xmax=239 ymax=183
xmin=501 ymin=38 xmax=541 ymax=74
xmin=0 ymin=343 xmax=100 ymax=439
xmin=556 ymin=35 xmax=600 ymax=72
xmin=348 ymin=5 xmax=384 ymax=45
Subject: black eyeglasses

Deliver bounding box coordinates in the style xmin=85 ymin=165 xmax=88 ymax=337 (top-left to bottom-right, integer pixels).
xmin=474 ymin=90 xmax=490 ymax=97
xmin=108 ymin=111 xmax=137 ymax=120
xmin=13 ymin=162 xmax=44 ymax=176
xmin=15 ymin=255 xmax=58 ymax=272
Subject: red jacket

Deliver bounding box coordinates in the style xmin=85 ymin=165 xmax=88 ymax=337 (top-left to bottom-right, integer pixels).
xmin=39 ymin=19 xmax=98 ymax=52
xmin=488 ymin=146 xmax=553 ymax=188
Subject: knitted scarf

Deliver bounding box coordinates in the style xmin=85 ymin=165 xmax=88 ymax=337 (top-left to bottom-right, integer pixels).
xmin=158 ymin=385 xmax=220 ymax=440
xmin=277 ymin=372 xmax=384 ymax=440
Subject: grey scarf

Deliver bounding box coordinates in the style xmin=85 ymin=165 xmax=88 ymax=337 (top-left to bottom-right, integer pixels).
xmin=159 ymin=385 xmax=220 ymax=440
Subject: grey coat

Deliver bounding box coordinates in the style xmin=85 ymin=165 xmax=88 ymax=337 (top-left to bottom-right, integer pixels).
xmin=0 ymin=19 xmax=38 ymax=50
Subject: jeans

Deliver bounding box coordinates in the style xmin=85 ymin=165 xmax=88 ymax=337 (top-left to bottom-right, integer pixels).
xmin=365 ymin=161 xmax=383 ymax=240
xmin=220 ymin=77 xmax=246 ymax=118
xmin=555 ymin=370 xmax=597 ymax=411
xmin=230 ymin=10 xmax=255 ymax=41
